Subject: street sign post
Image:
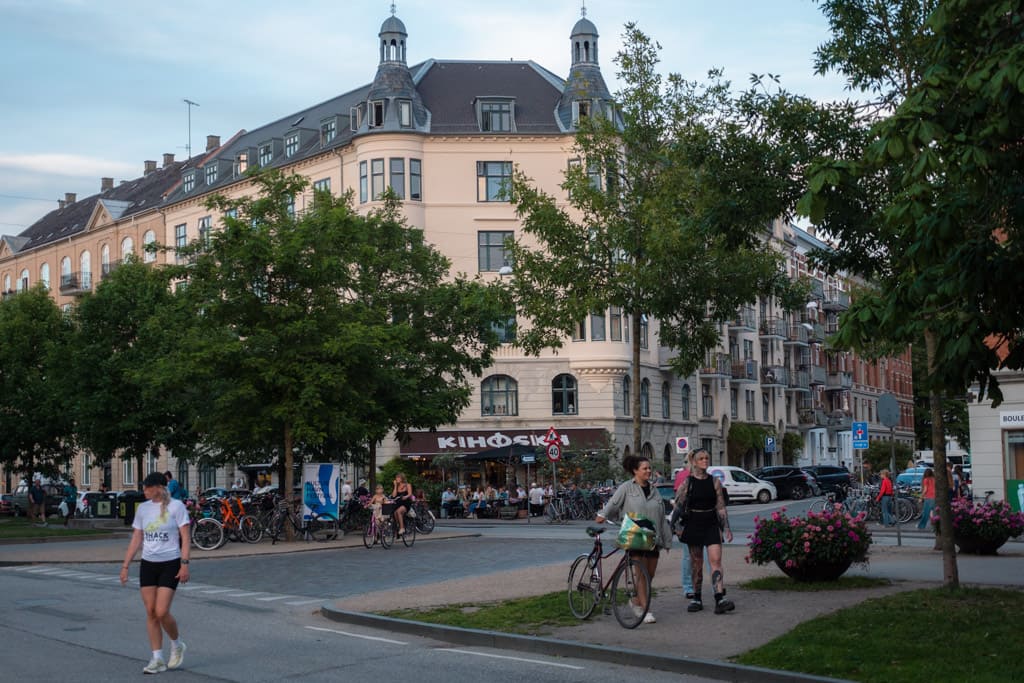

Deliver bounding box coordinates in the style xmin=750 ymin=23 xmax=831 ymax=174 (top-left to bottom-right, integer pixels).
xmin=764 ymin=435 xmax=776 ymax=454
xmin=542 ymin=427 xmax=561 ymax=492
xmin=546 ymin=442 xmax=562 ymax=462
xmin=675 ymin=436 xmax=690 ymax=455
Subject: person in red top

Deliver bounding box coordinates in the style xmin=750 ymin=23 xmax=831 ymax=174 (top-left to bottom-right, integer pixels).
xmin=876 ymin=469 xmax=894 ymax=526
xmin=917 ymin=468 xmax=935 ymax=530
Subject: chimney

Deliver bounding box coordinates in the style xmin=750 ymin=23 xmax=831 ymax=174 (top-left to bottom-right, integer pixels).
xmin=65 ymin=192 xmax=76 ymax=205
xmin=163 ymin=153 xmax=175 ymax=167
xmin=206 ymin=135 xmax=220 ymax=152
xmin=144 ymin=160 xmax=157 ymax=175
xmin=58 ymin=199 xmax=66 ymax=210
xmin=101 ymin=177 xmax=114 ymax=192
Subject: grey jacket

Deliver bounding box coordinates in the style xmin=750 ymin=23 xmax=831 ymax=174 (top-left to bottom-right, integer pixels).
xmin=599 ymin=480 xmax=673 ymax=550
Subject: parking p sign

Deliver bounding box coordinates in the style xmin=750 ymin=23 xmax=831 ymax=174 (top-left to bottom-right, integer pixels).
xmin=765 ymin=436 xmax=776 ymax=453
xmin=675 ymin=436 xmax=690 ymax=455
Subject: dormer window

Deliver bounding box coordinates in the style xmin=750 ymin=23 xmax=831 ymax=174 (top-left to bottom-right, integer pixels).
xmin=285 ymin=133 xmax=300 ymax=157
xmin=350 ymin=105 xmax=364 ymax=131
xmin=258 ymin=144 xmax=273 ymax=167
xmin=183 ymin=172 xmax=195 ymax=194
xmin=477 ymin=98 xmax=514 ymax=133
xmin=398 ymin=100 xmax=412 ymax=128
xmin=572 ymin=100 xmax=591 ymax=126
xmin=369 ymin=100 xmax=385 ymax=128
xmin=235 ymin=151 xmax=249 ymax=177
xmin=205 ymin=164 xmax=217 ymax=186
xmin=320 ymin=117 xmax=337 ymax=145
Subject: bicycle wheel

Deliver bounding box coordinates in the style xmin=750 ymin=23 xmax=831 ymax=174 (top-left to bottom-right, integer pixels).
xmin=400 ymin=517 xmax=416 ymax=547
xmin=414 ymin=508 xmax=435 ymax=534
xmin=380 ymin=518 xmax=395 ymax=549
xmin=895 ymin=498 xmax=915 ymax=525
xmin=310 ymin=513 xmax=339 ymax=542
xmin=808 ymin=498 xmax=826 ymax=515
xmin=567 ymin=554 xmax=599 ymax=619
xmin=363 ymin=519 xmax=377 ymax=548
xmin=610 ymin=556 xmax=651 ymax=629
xmin=192 ymin=518 xmax=224 ymax=551
xmin=269 ymin=510 xmax=287 ymax=545
xmin=239 ymin=514 xmax=263 ymax=543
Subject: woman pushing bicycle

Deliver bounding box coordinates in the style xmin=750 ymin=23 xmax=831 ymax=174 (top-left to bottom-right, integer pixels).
xmin=595 ymin=454 xmax=672 ymax=625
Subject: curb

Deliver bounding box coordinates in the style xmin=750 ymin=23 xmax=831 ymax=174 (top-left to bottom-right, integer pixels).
xmin=320 ymin=606 xmax=852 ymax=683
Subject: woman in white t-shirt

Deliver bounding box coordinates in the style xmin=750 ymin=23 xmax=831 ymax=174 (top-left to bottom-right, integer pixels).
xmin=120 ymin=472 xmax=191 ymax=674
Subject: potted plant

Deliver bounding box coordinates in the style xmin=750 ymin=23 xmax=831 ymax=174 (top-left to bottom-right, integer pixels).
xmin=747 ymin=507 xmax=872 ymax=581
xmin=933 ymin=498 xmax=1024 ymax=555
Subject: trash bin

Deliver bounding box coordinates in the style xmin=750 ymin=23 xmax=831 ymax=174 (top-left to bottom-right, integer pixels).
xmin=86 ymin=492 xmax=119 ymax=519
xmin=119 ymin=490 xmax=145 ymax=526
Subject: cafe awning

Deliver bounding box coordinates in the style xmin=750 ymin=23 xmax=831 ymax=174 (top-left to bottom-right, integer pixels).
xmin=458 ymin=444 xmax=540 ymax=462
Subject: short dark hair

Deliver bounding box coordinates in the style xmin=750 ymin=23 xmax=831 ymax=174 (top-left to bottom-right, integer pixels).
xmin=163 ymin=471 xmax=173 ymax=479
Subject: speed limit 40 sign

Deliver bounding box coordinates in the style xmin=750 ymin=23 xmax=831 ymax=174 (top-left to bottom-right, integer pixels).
xmin=546 ymin=442 xmax=562 ymax=462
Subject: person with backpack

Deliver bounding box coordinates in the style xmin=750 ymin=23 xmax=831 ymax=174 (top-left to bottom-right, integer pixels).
xmin=164 ymin=471 xmax=187 ymax=501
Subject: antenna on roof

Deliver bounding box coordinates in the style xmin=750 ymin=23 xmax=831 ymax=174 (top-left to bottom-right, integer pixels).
xmin=581 ymin=0 xmax=586 ymax=17
xmin=183 ymin=99 xmax=200 ymax=158
xmin=390 ymin=2 xmax=397 ymax=16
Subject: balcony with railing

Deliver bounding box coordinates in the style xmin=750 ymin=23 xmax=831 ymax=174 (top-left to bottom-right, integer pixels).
xmin=758 ymin=318 xmax=787 ymax=339
xmin=798 ymin=408 xmax=828 ymax=428
xmin=784 ymin=324 xmax=809 ymax=346
xmin=823 ymin=286 xmax=850 ymax=311
xmin=730 ymin=358 xmax=759 ymax=383
xmin=1 ymin=289 xmax=15 ymax=301
xmin=59 ymin=271 xmax=92 ymax=295
xmin=825 ymin=410 xmax=853 ymax=432
xmin=808 ymin=365 xmax=827 ymax=386
xmin=825 ymin=319 xmax=841 ymax=336
xmin=701 ymin=353 xmax=731 ymax=377
xmin=728 ymin=306 xmax=757 ymax=332
xmin=101 ymin=261 xmax=121 ymax=281
xmin=760 ymin=365 xmax=788 ymax=387
xmin=786 ymin=369 xmax=810 ymax=393
xmin=825 ymin=371 xmax=853 ymax=391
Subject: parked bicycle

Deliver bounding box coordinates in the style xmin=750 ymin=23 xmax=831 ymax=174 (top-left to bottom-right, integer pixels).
xmin=268 ymin=498 xmax=338 ymax=544
xmin=567 ymin=525 xmax=652 ymax=629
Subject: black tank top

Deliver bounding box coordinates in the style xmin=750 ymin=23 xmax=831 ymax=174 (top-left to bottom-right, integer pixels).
xmin=689 ymin=475 xmax=716 ymax=509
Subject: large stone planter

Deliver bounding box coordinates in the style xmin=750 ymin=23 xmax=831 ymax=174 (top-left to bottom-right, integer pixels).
xmin=954 ymin=534 xmax=1008 ymax=555
xmin=776 ymin=557 xmax=854 ymax=582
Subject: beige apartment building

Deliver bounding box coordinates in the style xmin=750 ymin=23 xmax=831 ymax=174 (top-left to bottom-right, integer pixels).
xmin=0 ymin=10 xmax=913 ymax=494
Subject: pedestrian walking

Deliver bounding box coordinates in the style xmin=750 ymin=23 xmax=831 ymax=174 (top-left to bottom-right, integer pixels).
xmin=917 ymin=468 xmax=935 ymax=530
xmin=62 ymin=478 xmax=77 ymax=527
xmin=595 ymin=454 xmax=672 ymax=624
xmin=29 ymin=479 xmax=47 ymax=526
xmin=120 ymin=472 xmax=191 ymax=674
xmin=673 ymin=448 xmax=735 ymax=614
xmin=877 ymin=469 xmax=894 ymax=526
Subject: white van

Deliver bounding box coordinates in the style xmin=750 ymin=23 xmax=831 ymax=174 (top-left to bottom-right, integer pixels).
xmin=706 ymin=465 xmax=777 ymax=504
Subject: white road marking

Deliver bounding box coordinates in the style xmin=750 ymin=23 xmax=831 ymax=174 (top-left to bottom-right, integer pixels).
xmin=226 ymin=592 xmax=263 ymax=598
xmin=255 ymin=595 xmax=289 ymax=602
xmin=200 ymin=588 xmax=235 ymax=594
xmin=305 ymin=626 xmax=406 ymax=644
xmin=439 ymin=648 xmax=584 ymax=670
xmin=284 ymin=598 xmax=323 ymax=606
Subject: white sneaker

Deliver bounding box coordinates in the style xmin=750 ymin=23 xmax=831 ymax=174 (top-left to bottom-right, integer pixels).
xmin=143 ymin=657 xmax=167 ymax=674
xmin=631 ymin=604 xmax=644 ymax=618
xmin=643 ymin=611 xmax=657 ymax=624
xmin=168 ymin=641 xmax=186 ymax=669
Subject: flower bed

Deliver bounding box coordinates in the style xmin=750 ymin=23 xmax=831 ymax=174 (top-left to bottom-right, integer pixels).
xmin=933 ymin=498 xmax=1024 ymax=555
xmin=747 ymin=507 xmax=872 ymax=581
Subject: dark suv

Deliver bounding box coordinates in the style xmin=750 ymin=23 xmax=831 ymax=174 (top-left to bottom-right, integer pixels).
xmin=803 ymin=465 xmax=852 ymax=494
xmin=752 ymin=466 xmax=820 ymax=500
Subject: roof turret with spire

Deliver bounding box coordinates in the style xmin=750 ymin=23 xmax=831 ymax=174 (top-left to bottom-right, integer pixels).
xmin=556 ymin=4 xmax=616 ymax=131
xmin=357 ymin=4 xmax=429 ymax=134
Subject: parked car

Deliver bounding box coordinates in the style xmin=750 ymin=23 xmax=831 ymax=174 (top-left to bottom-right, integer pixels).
xmin=896 ymin=467 xmax=928 ymax=492
xmin=707 ymin=465 xmax=776 ymax=504
xmin=10 ymin=481 xmax=64 ymax=517
xmin=752 ymin=466 xmax=820 ymax=500
xmin=0 ymin=493 xmax=14 ymax=515
xmin=803 ymin=465 xmax=853 ymax=494
xmin=200 ymin=487 xmax=251 ymax=501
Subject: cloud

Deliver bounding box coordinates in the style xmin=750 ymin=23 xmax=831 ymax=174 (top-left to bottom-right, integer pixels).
xmin=0 ymin=153 xmax=137 ymax=178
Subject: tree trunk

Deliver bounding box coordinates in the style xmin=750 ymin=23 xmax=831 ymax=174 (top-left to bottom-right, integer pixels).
xmin=135 ymin=453 xmax=144 ymax=491
xmin=925 ymin=328 xmax=959 ymax=588
xmin=631 ymin=311 xmax=642 ymax=459
xmin=283 ymin=424 xmax=295 ymax=542
xmin=368 ymin=441 xmax=377 ymax=493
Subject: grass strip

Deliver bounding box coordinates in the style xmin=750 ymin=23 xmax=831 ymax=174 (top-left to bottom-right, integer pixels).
xmin=740 ymin=575 xmax=891 ymax=591
xmin=381 ymin=590 xmax=582 ymax=635
xmin=0 ymin=517 xmax=115 ymax=539
xmin=735 ymin=587 xmax=1024 ymax=682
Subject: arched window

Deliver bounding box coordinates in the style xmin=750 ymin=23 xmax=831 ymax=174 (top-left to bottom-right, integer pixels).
xmin=60 ymin=256 xmax=72 ymax=289
xmin=80 ymin=250 xmax=92 ymax=289
xmin=2 ymin=273 xmax=10 ymax=292
xmin=39 ymin=263 xmax=50 ymax=291
xmin=177 ymin=460 xmax=190 ymax=493
xmin=481 ymin=375 xmax=518 ymax=416
xmin=661 ymin=381 xmax=671 ymax=419
xmin=121 ymin=236 xmax=134 ymax=261
xmin=681 ymin=385 xmax=691 ymax=420
xmin=143 ymin=230 xmax=156 ymax=263
xmin=622 ymin=375 xmax=631 ymax=416
xmin=640 ymin=379 xmax=650 ymax=417
xmin=100 ymin=244 xmax=110 ymax=277
xmin=552 ymin=374 xmax=577 ymax=415
xmin=17 ymin=268 xmax=29 ymax=291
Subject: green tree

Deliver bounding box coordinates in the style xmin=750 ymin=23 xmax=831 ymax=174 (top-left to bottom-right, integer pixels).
xmin=67 ymin=258 xmax=181 ymax=487
xmin=0 ymin=287 xmax=75 ymax=479
xmin=507 ymin=25 xmax=804 ymax=456
xmin=799 ymin=0 xmax=1024 ymax=587
xmin=151 ymin=171 xmax=502 ymax=519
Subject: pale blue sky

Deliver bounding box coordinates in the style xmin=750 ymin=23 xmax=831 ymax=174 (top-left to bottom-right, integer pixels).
xmin=0 ymin=0 xmax=850 ymax=231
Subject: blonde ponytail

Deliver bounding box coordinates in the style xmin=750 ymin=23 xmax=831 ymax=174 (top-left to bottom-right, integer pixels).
xmin=158 ymin=485 xmax=170 ymax=517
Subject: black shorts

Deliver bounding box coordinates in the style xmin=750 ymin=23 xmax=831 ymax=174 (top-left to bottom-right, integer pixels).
xmin=139 ymin=559 xmax=181 ymax=590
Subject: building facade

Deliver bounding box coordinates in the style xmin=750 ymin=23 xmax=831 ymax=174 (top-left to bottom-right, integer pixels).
xmin=0 ymin=10 xmax=913 ymax=494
